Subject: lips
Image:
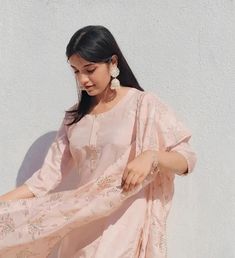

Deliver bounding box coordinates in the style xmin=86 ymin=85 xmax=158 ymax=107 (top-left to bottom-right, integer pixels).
xmin=85 ymin=85 xmax=94 ymax=89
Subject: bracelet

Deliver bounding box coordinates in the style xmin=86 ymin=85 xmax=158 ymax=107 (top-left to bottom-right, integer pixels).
xmin=150 ymin=152 xmax=160 ymax=175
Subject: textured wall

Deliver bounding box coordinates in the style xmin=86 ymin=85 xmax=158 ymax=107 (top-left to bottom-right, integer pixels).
xmin=0 ymin=1 xmax=234 ymax=257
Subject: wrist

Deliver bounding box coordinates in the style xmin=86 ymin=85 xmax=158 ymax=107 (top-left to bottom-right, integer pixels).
xmin=145 ymin=150 xmax=160 ymax=175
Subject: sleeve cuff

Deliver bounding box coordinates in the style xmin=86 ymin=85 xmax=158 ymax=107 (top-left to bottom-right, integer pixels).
xmin=170 ymin=142 xmax=197 ymax=176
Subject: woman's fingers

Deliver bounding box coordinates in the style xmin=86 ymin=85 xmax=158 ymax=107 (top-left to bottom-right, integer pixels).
xmin=122 ymin=162 xmax=150 ymax=191
xmin=122 ymin=166 xmax=130 ymax=182
xmin=122 ymin=171 xmax=134 ymax=191
xmin=128 ymin=174 xmax=140 ymax=191
xmin=123 ymin=173 xmax=143 ymax=192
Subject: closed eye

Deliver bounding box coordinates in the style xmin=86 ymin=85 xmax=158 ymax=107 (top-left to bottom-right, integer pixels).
xmin=73 ymin=69 xmax=96 ymax=74
xmin=87 ymin=69 xmax=96 ymax=74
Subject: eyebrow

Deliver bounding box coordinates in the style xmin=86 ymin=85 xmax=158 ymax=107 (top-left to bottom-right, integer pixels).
xmin=70 ymin=63 xmax=95 ymax=69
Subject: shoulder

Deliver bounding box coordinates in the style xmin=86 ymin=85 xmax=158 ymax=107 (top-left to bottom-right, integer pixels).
xmin=126 ymin=87 xmax=155 ymax=102
xmin=136 ymin=89 xmax=162 ymax=106
xmin=136 ymin=90 xmax=176 ymax=119
xmin=123 ymin=87 xmax=172 ymax=111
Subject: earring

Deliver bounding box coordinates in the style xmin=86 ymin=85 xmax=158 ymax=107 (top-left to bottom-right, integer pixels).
xmin=110 ymin=66 xmax=120 ymax=90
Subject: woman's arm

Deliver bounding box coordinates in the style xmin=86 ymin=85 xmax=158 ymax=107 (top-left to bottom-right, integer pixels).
xmin=0 ymin=184 xmax=35 ymax=201
xmin=145 ymin=150 xmax=189 ymax=175
xmin=122 ymin=145 xmax=196 ymax=192
xmin=0 ymin=115 xmax=74 ymax=201
xmin=122 ymin=93 xmax=197 ymax=191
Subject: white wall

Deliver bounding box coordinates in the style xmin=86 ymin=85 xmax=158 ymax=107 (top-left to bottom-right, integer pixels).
xmin=0 ymin=1 xmax=234 ymax=257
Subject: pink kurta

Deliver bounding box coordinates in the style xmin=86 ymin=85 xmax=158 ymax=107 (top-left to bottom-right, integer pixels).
xmin=0 ymin=88 xmax=196 ymax=258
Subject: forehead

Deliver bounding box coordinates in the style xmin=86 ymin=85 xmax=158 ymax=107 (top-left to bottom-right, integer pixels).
xmin=68 ymin=54 xmax=96 ymax=68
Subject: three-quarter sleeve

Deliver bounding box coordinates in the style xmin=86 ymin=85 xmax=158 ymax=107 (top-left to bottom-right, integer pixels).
xmin=137 ymin=92 xmax=197 ymax=176
xmin=24 ymin=117 xmax=74 ymax=197
xmin=153 ymin=94 xmax=197 ymax=175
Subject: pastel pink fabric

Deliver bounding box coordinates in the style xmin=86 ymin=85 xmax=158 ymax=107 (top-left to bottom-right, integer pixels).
xmin=0 ymin=88 xmax=197 ymax=258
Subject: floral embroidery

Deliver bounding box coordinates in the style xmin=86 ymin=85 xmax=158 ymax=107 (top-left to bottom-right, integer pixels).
xmin=27 ymin=215 xmax=46 ymax=239
xmin=106 ymin=186 xmax=121 ymax=195
xmin=49 ymin=192 xmax=63 ymax=202
xmin=0 ymin=213 xmax=15 ymax=240
xmin=96 ymin=175 xmax=114 ymax=190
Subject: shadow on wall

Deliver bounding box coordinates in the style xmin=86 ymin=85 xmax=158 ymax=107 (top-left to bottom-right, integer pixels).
xmin=15 ymin=131 xmax=79 ymax=192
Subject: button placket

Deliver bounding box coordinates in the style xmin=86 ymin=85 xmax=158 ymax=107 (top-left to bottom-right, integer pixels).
xmin=89 ymin=116 xmax=100 ymax=172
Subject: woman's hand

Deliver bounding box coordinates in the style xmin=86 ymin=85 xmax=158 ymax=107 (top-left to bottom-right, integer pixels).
xmin=0 ymin=184 xmax=35 ymax=202
xmin=121 ymin=150 xmax=159 ymax=192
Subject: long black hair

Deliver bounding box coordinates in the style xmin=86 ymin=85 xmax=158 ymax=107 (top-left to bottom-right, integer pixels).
xmin=65 ymin=25 xmax=144 ymax=126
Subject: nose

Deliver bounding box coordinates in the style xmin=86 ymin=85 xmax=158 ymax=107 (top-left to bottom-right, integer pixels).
xmin=77 ymin=73 xmax=90 ymax=86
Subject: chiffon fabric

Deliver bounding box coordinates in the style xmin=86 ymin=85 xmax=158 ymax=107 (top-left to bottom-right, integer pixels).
xmin=0 ymin=88 xmax=197 ymax=258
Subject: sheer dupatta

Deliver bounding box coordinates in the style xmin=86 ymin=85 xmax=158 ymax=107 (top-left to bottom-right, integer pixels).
xmin=0 ymin=91 xmax=195 ymax=258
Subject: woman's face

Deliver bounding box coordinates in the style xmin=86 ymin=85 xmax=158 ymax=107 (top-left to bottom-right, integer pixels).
xmin=68 ymin=54 xmax=116 ymax=97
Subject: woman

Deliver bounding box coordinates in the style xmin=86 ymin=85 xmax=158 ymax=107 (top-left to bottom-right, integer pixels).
xmin=0 ymin=25 xmax=197 ymax=258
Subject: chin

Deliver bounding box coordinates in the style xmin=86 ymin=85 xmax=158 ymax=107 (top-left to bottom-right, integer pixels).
xmin=85 ymin=88 xmax=104 ymax=95
xmin=85 ymin=90 xmax=97 ymax=96
xmin=86 ymin=93 xmax=96 ymax=96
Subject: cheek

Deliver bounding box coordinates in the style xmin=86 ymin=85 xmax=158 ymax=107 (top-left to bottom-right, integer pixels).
xmin=93 ymin=67 xmax=110 ymax=83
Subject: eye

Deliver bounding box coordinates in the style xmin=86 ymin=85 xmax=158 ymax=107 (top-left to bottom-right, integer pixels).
xmin=74 ymin=70 xmax=79 ymax=74
xmin=87 ymin=68 xmax=96 ymax=74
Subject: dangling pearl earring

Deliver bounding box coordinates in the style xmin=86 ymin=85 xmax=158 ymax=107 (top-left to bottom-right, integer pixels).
xmin=110 ymin=66 xmax=120 ymax=90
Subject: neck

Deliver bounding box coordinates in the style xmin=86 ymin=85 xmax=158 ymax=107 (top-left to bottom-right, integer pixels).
xmin=92 ymin=85 xmax=121 ymax=105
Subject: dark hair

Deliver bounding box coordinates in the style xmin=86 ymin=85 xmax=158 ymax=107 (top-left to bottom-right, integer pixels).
xmin=65 ymin=25 xmax=144 ymax=126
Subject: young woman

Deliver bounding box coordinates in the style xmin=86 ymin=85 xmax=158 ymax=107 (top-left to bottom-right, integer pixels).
xmin=0 ymin=25 xmax=197 ymax=258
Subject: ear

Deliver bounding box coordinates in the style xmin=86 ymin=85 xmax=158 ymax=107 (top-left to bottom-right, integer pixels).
xmin=110 ymin=54 xmax=118 ymax=66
